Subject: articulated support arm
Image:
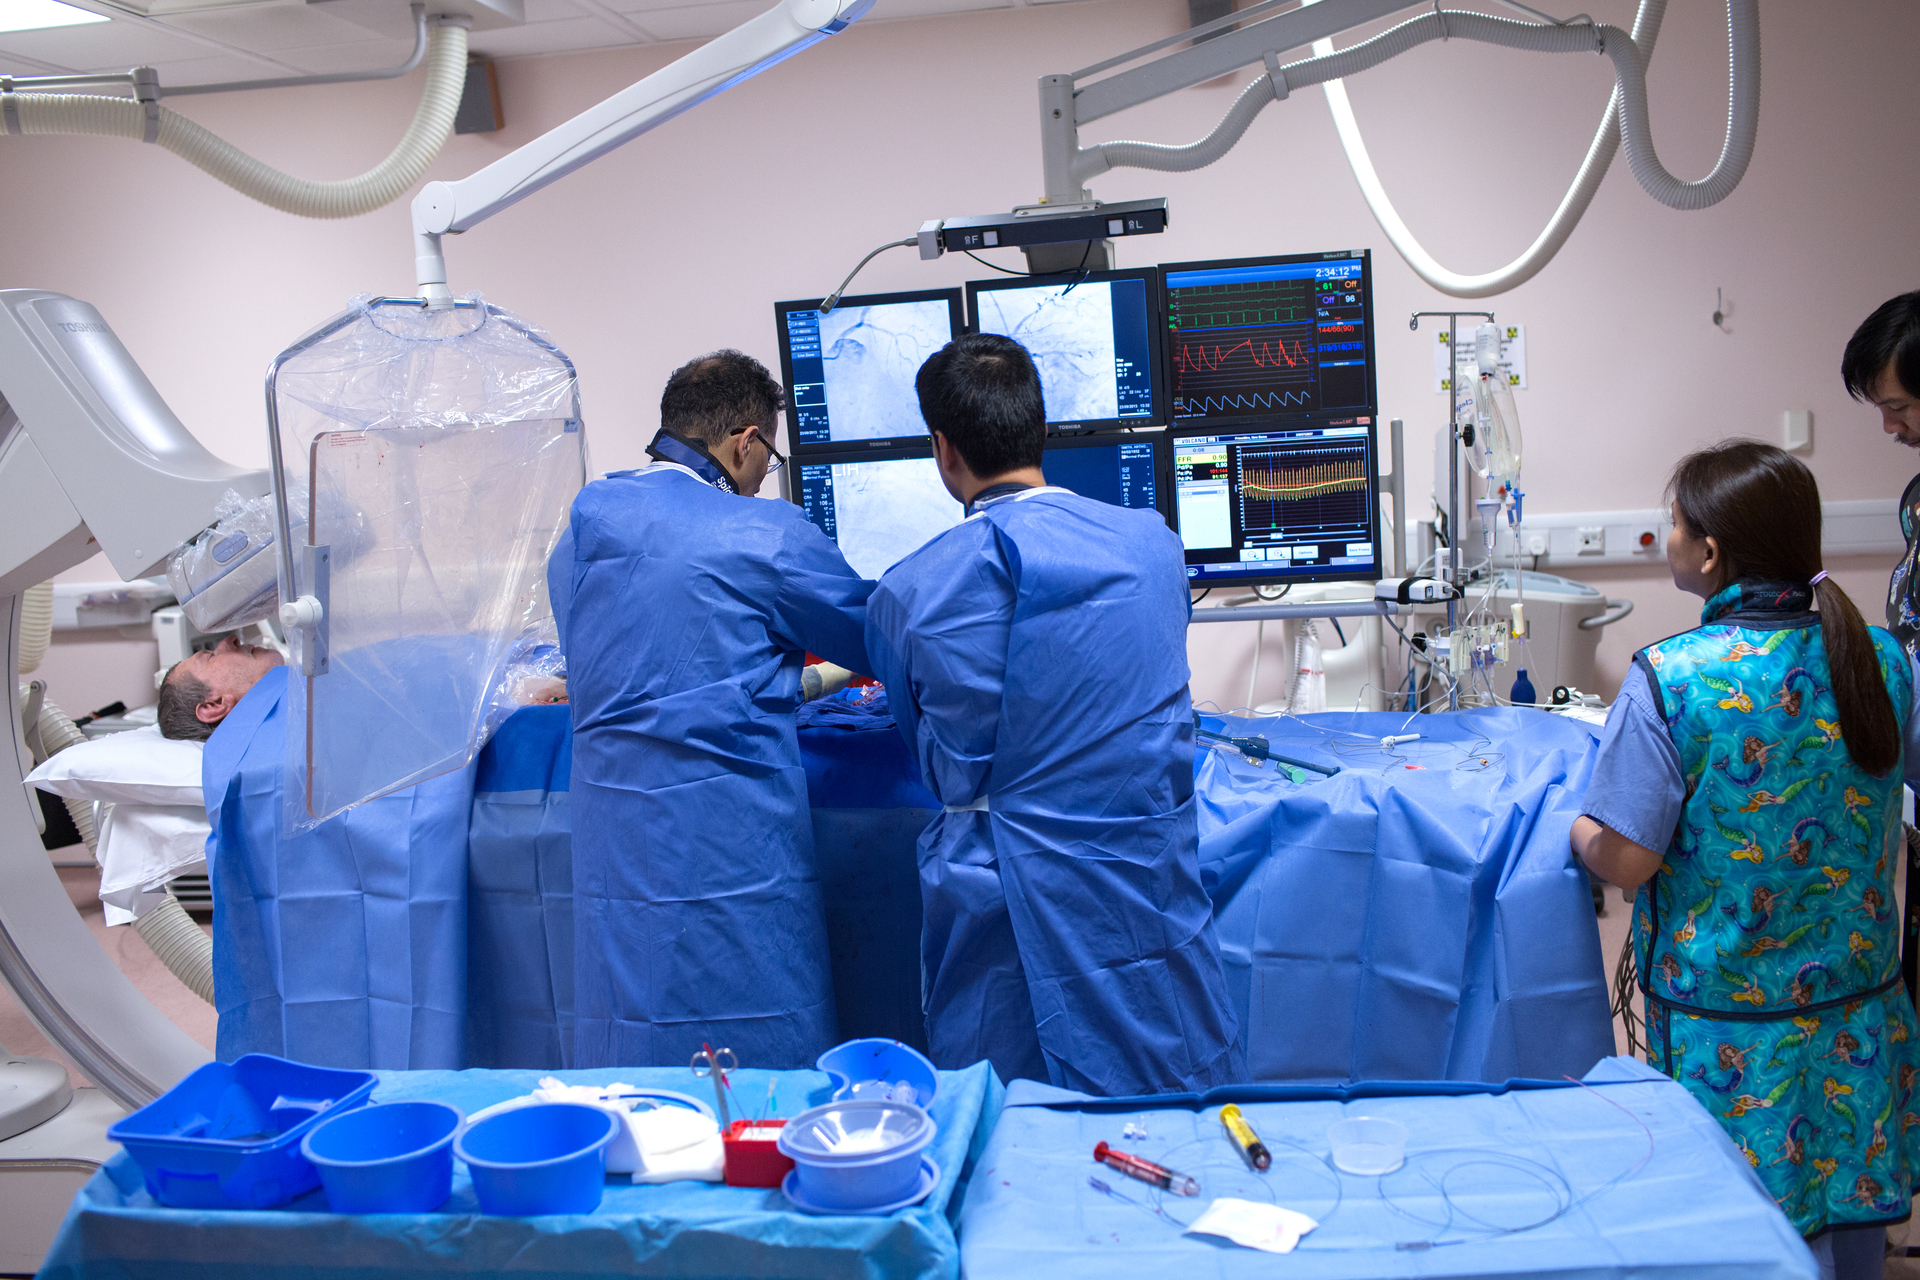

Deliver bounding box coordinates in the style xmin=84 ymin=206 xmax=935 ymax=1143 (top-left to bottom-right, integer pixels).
xmin=413 ymin=0 xmax=873 ymax=304
xmin=1039 ymin=0 xmax=1757 ymax=297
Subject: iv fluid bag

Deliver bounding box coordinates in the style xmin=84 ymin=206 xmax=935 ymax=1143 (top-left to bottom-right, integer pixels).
xmin=268 ymin=295 xmax=585 ymax=834
xmin=1470 ymin=323 xmax=1521 ymax=483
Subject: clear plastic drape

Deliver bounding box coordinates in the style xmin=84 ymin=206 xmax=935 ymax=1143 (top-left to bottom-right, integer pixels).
xmin=267 ymin=295 xmax=585 ymax=833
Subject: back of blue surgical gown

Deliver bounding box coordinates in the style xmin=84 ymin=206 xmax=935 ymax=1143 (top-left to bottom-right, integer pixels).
xmin=551 ymin=466 xmax=873 ymax=1069
xmin=865 ymin=489 xmax=1243 ymax=1095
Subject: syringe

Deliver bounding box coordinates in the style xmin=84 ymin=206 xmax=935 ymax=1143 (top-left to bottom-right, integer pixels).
xmin=1093 ymin=1141 xmax=1200 ymax=1196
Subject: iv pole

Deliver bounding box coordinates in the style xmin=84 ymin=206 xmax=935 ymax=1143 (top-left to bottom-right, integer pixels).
xmin=1409 ymin=309 xmax=1492 ymax=711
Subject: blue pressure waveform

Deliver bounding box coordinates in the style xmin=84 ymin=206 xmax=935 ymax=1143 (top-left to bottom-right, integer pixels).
xmin=1181 ymin=390 xmax=1313 ymax=414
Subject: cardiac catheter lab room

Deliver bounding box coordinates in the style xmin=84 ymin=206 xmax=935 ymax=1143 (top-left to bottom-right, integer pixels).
xmin=5 ymin=0 xmax=1920 ymax=1275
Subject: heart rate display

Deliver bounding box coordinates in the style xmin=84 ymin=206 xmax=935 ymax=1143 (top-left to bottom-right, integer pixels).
xmin=1173 ymin=419 xmax=1380 ymax=587
xmin=1162 ymin=252 xmax=1376 ymax=430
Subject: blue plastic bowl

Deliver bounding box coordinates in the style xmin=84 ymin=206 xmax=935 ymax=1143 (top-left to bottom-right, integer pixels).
xmin=454 ymin=1102 xmax=618 ymax=1215
xmin=301 ymin=1100 xmax=463 ymax=1213
xmin=816 ymin=1038 xmax=939 ymax=1109
xmin=778 ymin=1099 xmax=934 ymax=1211
xmin=107 ymin=1054 xmax=377 ymax=1209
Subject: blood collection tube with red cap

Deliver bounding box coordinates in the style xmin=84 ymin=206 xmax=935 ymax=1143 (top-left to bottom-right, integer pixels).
xmin=1092 ymin=1141 xmax=1200 ymax=1196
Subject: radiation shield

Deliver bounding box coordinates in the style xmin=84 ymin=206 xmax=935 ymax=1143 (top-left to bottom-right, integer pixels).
xmin=266 ymin=296 xmax=584 ymax=834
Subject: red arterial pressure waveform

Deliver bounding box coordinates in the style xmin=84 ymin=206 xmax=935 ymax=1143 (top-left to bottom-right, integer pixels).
xmin=1173 ymin=334 xmax=1312 ymax=374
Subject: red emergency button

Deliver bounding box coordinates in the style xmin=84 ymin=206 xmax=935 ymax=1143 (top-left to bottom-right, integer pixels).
xmin=1638 ymin=531 xmax=1656 ymax=548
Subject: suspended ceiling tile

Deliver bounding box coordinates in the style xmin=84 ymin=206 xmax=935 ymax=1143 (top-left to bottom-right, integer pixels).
xmin=0 ymin=48 xmax=78 ymax=72
xmin=159 ymin=5 xmax=383 ymax=52
xmin=868 ymin=0 xmax=1012 ymax=18
xmin=146 ymin=49 xmax=285 ymax=81
xmin=267 ymin=34 xmax=413 ymax=72
xmin=616 ymin=0 xmax=759 ymax=36
xmin=465 ymin=12 xmax=630 ymax=56
xmin=519 ymin=0 xmax=588 ymax=20
xmin=0 ymin=19 xmax=213 ymax=69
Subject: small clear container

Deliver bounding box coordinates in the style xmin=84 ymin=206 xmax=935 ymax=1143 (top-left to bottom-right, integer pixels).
xmin=1327 ymin=1116 xmax=1408 ymax=1175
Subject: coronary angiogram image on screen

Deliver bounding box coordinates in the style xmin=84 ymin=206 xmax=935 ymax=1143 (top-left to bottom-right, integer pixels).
xmin=974 ymin=285 xmax=1120 ymax=424
xmin=818 ymin=300 xmax=954 ymax=443
xmin=830 ymin=456 xmax=962 ymax=578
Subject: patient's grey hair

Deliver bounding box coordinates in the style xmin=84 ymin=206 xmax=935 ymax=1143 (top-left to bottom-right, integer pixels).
xmin=156 ymin=663 xmax=216 ymax=742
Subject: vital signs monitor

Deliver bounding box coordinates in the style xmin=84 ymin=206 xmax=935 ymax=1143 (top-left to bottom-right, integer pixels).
xmin=1159 ymin=250 xmax=1376 ymax=430
xmin=1172 ymin=415 xmax=1381 ymax=587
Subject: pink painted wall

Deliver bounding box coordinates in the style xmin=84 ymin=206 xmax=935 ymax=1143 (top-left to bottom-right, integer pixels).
xmin=6 ymin=0 xmax=1916 ymax=713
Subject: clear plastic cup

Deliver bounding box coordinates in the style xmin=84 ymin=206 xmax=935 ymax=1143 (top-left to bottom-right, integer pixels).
xmin=1327 ymin=1116 xmax=1408 ymax=1175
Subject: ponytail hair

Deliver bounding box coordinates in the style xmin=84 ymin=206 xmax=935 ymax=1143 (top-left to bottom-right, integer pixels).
xmin=1669 ymin=440 xmax=1900 ymax=776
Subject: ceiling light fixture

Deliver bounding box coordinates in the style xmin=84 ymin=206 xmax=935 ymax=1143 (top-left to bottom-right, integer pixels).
xmin=0 ymin=0 xmax=109 ymax=34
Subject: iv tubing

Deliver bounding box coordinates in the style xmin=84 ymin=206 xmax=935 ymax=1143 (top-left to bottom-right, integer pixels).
xmin=0 ymin=20 xmax=468 ymax=219
xmin=1073 ymin=0 xmax=1756 ymax=297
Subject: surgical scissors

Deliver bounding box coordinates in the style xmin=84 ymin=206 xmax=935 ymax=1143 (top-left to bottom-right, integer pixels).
xmin=691 ymin=1044 xmax=739 ymax=1129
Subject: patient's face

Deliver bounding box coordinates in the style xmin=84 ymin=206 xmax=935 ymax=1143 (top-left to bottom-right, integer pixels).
xmin=178 ymin=635 xmax=282 ymax=723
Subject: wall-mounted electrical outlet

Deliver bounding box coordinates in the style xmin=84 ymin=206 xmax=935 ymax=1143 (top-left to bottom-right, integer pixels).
xmin=1575 ymin=526 xmax=1605 ymax=555
xmin=1784 ymin=409 xmax=1813 ymax=453
xmin=1526 ymin=532 xmax=1548 ymax=556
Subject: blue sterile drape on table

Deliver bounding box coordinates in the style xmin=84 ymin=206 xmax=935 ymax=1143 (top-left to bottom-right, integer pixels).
xmin=1192 ymin=707 xmax=1614 ymax=1083
xmin=202 ymin=667 xmax=473 ymax=1069
xmin=954 ymin=1057 xmax=1815 ymax=1280
xmin=210 ymin=681 xmax=1612 ymax=1084
xmin=38 ymin=1063 xmax=1003 ymax=1280
xmin=467 ymin=704 xmax=576 ymax=1070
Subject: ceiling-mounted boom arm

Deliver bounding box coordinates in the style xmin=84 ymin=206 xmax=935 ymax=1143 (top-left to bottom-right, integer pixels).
xmin=1040 ymin=0 xmax=1758 ymax=298
xmin=412 ymin=0 xmax=873 ymax=305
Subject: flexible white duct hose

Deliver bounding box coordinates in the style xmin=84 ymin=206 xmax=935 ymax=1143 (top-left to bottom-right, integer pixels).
xmin=18 ymin=581 xmax=52 ymax=675
xmin=2 ymin=22 xmax=467 ymax=218
xmin=134 ymin=897 xmax=216 ymax=1007
xmin=33 ymin=698 xmax=97 ymax=851
xmin=1319 ymin=0 xmax=1664 ymax=297
xmin=1076 ymin=1 xmax=1756 ymax=295
xmin=32 ymin=698 xmax=216 ymax=1004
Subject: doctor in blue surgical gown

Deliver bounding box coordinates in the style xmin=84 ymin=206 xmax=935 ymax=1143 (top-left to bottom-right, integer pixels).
xmin=549 ymin=350 xmax=872 ymax=1069
xmin=866 ymin=334 xmax=1243 ymax=1095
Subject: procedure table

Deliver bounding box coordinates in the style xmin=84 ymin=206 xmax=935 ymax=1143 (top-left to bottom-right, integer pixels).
xmin=38 ymin=1062 xmax=1001 ymax=1280
xmin=956 ymin=1058 xmax=1816 ymax=1280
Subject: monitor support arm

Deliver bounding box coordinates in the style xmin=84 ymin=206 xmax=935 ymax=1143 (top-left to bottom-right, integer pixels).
xmin=411 ymin=0 xmax=874 ymax=306
xmin=1039 ymin=0 xmax=1757 ymax=298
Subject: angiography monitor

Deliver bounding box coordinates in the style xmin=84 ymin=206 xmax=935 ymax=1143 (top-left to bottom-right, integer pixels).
xmin=775 ymin=289 xmax=964 ymax=452
xmin=965 ymin=268 xmax=1165 ymax=433
xmin=1159 ymin=250 xmax=1376 ymax=430
xmin=1039 ymin=430 xmax=1165 ymax=516
xmin=791 ymin=432 xmax=1168 ymax=579
xmin=1172 ymin=415 xmax=1381 ymax=587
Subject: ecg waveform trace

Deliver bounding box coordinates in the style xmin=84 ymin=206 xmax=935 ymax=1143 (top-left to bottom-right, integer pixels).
xmin=1241 ymin=457 xmax=1367 ymax=501
xmin=1172 ymin=278 xmax=1316 ymax=330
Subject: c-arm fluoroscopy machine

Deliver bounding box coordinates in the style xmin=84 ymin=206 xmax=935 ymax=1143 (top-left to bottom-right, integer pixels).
xmin=0 ymin=0 xmax=876 ymax=1252
xmin=0 ymin=0 xmax=1757 ymax=1256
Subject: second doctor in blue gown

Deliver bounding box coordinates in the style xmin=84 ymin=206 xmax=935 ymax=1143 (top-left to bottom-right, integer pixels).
xmin=866 ymin=334 xmax=1243 ymax=1095
xmin=549 ymin=351 xmax=872 ymax=1069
